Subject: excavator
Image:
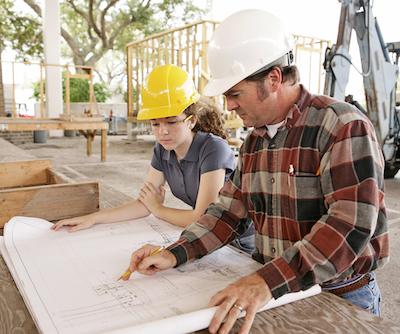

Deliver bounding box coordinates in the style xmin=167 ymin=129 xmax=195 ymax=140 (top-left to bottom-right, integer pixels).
xmin=323 ymin=0 xmax=400 ymax=178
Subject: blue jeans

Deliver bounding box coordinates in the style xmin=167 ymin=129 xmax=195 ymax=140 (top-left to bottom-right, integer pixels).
xmin=230 ymin=234 xmax=255 ymax=255
xmin=322 ymin=272 xmax=381 ymax=316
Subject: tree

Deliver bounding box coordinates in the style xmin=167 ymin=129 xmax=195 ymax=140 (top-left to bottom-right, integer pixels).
xmin=1 ymin=0 xmax=207 ymax=83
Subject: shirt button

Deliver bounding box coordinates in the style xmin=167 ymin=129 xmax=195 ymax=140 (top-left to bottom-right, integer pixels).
xmin=270 ymin=144 xmax=276 ymax=148
xmin=270 ymin=178 xmax=275 ymax=184
xmin=288 ymin=124 xmax=293 ymax=129
xmin=271 ymin=247 xmax=276 ymax=253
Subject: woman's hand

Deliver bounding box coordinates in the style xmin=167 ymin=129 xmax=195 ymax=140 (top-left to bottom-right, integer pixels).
xmin=51 ymin=215 xmax=96 ymax=233
xmin=138 ymin=181 xmax=165 ymax=215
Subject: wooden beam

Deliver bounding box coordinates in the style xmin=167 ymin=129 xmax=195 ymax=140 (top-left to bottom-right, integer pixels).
xmin=0 ymin=159 xmax=52 ymax=189
xmin=0 ymin=182 xmax=99 ymax=228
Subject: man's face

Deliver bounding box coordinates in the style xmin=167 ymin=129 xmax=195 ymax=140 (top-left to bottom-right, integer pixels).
xmin=223 ymin=76 xmax=282 ymax=128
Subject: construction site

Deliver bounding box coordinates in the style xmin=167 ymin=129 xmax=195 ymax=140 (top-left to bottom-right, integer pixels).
xmin=1 ymin=1 xmax=400 ymax=333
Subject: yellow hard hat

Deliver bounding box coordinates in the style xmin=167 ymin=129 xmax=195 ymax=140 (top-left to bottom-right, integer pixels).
xmin=137 ymin=64 xmax=200 ymax=120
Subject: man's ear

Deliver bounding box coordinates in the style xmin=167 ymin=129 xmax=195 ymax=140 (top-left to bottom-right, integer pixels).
xmin=267 ymin=68 xmax=282 ymax=93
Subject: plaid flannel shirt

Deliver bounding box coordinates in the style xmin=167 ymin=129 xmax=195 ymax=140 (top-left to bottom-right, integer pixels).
xmin=167 ymin=87 xmax=390 ymax=300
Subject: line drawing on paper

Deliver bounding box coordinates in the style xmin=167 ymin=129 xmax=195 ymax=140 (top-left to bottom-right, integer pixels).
xmin=4 ymin=216 xmax=263 ymax=334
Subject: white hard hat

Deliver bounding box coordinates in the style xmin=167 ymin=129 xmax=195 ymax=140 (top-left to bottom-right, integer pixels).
xmin=203 ymin=9 xmax=296 ymax=96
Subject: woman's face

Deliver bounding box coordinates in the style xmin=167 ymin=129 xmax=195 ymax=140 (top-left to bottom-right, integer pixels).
xmin=150 ymin=114 xmax=195 ymax=152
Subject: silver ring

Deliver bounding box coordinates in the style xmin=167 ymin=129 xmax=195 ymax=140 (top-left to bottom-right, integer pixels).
xmin=233 ymin=304 xmax=243 ymax=312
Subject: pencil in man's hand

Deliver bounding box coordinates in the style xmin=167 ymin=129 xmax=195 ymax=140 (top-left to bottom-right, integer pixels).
xmin=117 ymin=246 xmax=165 ymax=281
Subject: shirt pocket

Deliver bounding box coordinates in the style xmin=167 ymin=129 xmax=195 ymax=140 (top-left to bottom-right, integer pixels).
xmin=289 ymin=174 xmax=323 ymax=222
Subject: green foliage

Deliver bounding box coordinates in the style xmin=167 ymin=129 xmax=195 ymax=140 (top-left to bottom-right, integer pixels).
xmin=0 ymin=0 xmax=44 ymax=61
xmin=2 ymin=0 xmax=207 ymax=96
xmin=2 ymin=0 xmax=207 ymax=65
xmin=31 ymin=71 xmax=111 ymax=103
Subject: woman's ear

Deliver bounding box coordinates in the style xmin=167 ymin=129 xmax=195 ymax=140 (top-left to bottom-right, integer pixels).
xmin=189 ymin=115 xmax=197 ymax=129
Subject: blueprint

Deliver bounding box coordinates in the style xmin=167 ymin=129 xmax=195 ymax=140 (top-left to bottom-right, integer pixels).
xmin=1 ymin=216 xmax=321 ymax=334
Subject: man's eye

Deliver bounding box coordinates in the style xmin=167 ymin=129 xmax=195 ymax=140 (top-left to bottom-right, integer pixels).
xmin=168 ymin=121 xmax=177 ymax=125
xmin=151 ymin=123 xmax=159 ymax=127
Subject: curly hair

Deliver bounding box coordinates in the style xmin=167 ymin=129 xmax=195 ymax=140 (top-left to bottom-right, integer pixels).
xmin=184 ymin=96 xmax=228 ymax=140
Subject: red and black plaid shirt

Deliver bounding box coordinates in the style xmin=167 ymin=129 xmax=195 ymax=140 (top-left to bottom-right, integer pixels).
xmin=168 ymin=87 xmax=390 ymax=300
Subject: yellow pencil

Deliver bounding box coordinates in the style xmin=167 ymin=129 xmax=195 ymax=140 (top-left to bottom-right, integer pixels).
xmin=117 ymin=246 xmax=165 ymax=281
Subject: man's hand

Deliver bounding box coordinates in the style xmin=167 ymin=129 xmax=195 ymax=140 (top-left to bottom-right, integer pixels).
xmin=138 ymin=182 xmax=165 ymax=215
xmin=207 ymin=273 xmax=273 ymax=334
xmin=122 ymin=244 xmax=177 ymax=280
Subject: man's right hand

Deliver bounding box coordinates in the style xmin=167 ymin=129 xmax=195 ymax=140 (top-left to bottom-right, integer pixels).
xmin=122 ymin=244 xmax=177 ymax=280
xmin=51 ymin=216 xmax=96 ymax=232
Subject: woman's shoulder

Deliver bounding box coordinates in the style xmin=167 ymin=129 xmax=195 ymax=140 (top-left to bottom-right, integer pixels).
xmin=194 ymin=132 xmax=231 ymax=153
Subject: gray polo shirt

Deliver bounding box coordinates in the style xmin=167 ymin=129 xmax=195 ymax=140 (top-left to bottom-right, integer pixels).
xmin=151 ymin=131 xmax=236 ymax=208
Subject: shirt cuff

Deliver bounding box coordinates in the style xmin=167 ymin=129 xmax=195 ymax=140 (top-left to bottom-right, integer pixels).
xmin=257 ymin=257 xmax=301 ymax=300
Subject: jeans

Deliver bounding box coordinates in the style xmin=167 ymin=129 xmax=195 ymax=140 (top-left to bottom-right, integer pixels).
xmin=230 ymin=234 xmax=255 ymax=255
xmin=322 ymin=272 xmax=381 ymax=316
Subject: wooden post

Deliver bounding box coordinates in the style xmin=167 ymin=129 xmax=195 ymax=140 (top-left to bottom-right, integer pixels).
xmin=126 ymin=45 xmax=133 ymax=118
xmin=86 ymin=130 xmax=92 ymax=156
xmin=40 ymin=64 xmax=44 ymax=118
xmin=65 ymin=66 xmax=70 ymax=115
xmin=101 ymin=129 xmax=107 ymax=162
xmin=89 ymin=67 xmax=94 ymax=114
xmin=12 ymin=62 xmax=16 ymax=118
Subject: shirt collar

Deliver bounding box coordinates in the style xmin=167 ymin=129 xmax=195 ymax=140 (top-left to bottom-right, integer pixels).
xmin=162 ymin=132 xmax=204 ymax=163
xmin=253 ymin=84 xmax=310 ymax=137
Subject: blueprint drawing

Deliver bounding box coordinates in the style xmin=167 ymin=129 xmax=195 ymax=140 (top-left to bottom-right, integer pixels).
xmin=3 ymin=216 xmax=270 ymax=334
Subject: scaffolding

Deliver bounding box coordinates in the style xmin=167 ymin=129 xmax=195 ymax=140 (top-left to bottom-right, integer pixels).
xmin=126 ymin=21 xmax=331 ymax=126
xmin=0 ymin=60 xmax=95 ymax=118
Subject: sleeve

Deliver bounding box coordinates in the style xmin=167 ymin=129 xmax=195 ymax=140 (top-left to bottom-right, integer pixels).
xmin=167 ymin=149 xmax=252 ymax=266
xmin=150 ymin=143 xmax=163 ymax=172
xmin=258 ymin=114 xmax=389 ymax=300
xmin=199 ymin=136 xmax=236 ymax=176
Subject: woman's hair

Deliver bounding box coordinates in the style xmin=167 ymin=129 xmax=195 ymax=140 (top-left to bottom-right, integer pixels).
xmin=184 ymin=96 xmax=228 ymax=139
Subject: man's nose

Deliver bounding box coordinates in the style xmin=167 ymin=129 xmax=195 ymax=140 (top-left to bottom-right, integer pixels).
xmin=226 ymin=97 xmax=238 ymax=111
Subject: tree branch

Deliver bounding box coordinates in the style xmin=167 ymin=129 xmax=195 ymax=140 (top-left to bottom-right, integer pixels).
xmin=23 ymin=0 xmax=42 ymax=17
xmin=88 ymin=0 xmax=102 ymax=39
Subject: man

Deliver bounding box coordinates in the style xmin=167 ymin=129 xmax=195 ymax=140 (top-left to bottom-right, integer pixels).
xmin=125 ymin=9 xmax=390 ymax=334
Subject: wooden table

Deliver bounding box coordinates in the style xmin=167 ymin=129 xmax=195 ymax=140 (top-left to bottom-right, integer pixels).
xmin=1 ymin=143 xmax=400 ymax=334
xmin=0 ymin=118 xmax=109 ymax=161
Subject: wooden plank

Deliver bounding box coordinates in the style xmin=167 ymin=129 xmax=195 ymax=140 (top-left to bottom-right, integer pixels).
xmin=46 ymin=168 xmax=75 ymax=184
xmin=59 ymin=114 xmax=104 ymax=122
xmin=0 ymin=159 xmax=52 ymax=189
xmin=192 ymin=292 xmax=400 ymax=334
xmin=0 ymin=138 xmax=37 ymax=163
xmin=0 ymin=255 xmax=40 ymax=334
xmin=0 ymin=120 xmax=109 ymax=131
xmin=0 ymin=182 xmax=99 ymax=227
xmin=69 ymin=73 xmax=90 ymax=79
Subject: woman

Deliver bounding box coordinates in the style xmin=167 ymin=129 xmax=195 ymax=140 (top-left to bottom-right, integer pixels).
xmin=52 ymin=64 xmax=236 ymax=230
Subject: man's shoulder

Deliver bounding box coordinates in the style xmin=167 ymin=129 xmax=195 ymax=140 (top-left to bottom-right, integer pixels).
xmin=310 ymin=94 xmax=369 ymax=124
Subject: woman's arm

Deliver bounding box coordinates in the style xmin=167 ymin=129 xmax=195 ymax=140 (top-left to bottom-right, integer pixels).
xmin=51 ymin=168 xmax=167 ymax=232
xmin=139 ymin=168 xmax=226 ymax=227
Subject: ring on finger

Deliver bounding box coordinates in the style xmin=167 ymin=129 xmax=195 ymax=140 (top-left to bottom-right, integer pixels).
xmin=233 ymin=304 xmax=243 ymax=312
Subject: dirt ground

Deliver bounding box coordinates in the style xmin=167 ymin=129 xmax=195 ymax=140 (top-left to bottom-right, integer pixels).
xmin=15 ymin=133 xmax=400 ymax=326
